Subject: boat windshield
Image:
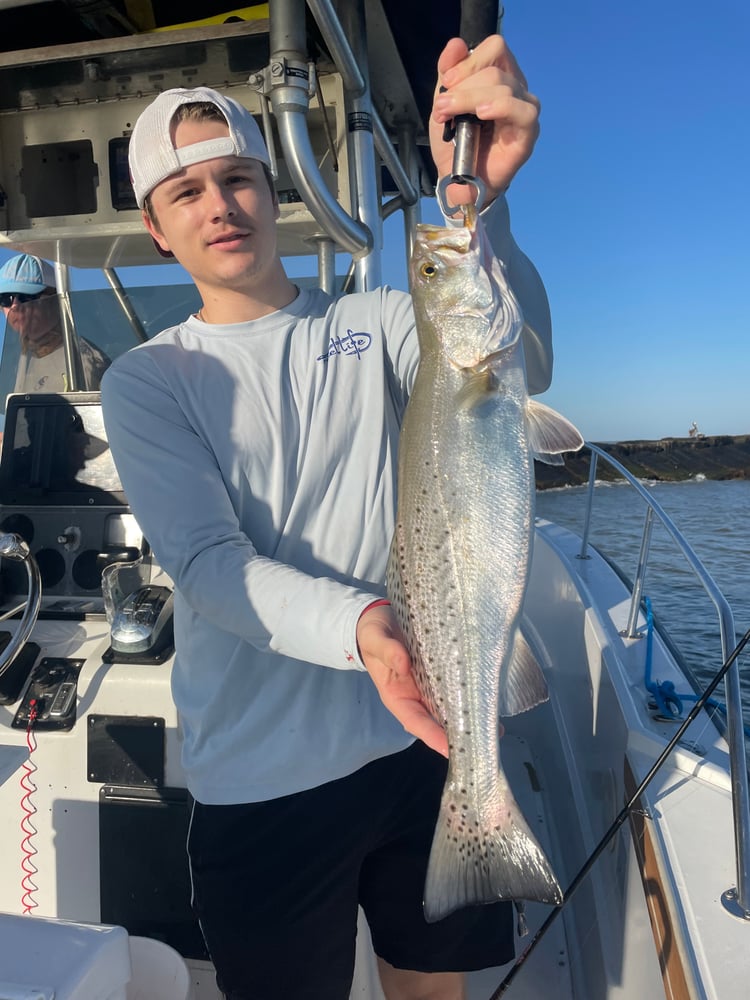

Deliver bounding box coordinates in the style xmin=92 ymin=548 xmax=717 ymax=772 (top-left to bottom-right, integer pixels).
xmin=0 ymin=281 xmax=202 ymax=429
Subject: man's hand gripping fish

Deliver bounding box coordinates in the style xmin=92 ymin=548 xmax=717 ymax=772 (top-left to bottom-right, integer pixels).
xmin=387 ymin=208 xmax=583 ymax=922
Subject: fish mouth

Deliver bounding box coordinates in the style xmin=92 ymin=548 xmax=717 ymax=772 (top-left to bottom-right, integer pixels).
xmin=416 ymin=205 xmax=479 ymax=250
xmin=416 ymin=225 xmax=473 ymax=256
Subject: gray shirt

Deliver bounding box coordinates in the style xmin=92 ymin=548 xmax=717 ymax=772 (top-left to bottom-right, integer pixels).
xmin=14 ymin=337 xmax=110 ymax=394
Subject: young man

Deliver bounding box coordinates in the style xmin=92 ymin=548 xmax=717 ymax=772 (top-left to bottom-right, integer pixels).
xmin=0 ymin=254 xmax=110 ymax=394
xmin=102 ymin=35 xmax=551 ymax=1000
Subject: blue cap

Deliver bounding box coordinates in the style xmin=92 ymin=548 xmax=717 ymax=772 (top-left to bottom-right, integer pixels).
xmin=0 ymin=254 xmax=57 ymax=296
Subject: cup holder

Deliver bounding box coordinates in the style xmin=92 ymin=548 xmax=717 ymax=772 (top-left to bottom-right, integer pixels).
xmin=34 ymin=548 xmax=66 ymax=588
xmin=0 ymin=514 xmax=34 ymax=546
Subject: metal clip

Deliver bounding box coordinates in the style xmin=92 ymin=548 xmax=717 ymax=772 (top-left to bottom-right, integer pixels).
xmin=436 ymin=174 xmax=486 ymax=219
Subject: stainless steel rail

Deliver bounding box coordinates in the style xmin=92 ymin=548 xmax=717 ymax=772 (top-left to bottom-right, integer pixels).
xmin=578 ymin=442 xmax=750 ymax=918
xmin=264 ymin=0 xmax=419 ymax=289
xmin=103 ymin=268 xmax=148 ymax=343
xmin=54 ymin=261 xmax=81 ymax=392
xmin=267 ymin=0 xmax=372 ymax=264
xmin=338 ymin=0 xmax=382 ymax=290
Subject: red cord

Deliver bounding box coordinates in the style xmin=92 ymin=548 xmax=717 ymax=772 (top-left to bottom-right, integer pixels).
xmin=20 ymin=700 xmax=39 ymax=914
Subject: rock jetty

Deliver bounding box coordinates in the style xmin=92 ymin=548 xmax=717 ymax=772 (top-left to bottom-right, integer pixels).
xmin=535 ymin=434 xmax=750 ymax=491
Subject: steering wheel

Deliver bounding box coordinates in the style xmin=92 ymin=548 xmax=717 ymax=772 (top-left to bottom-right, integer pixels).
xmin=0 ymin=533 xmax=41 ymax=680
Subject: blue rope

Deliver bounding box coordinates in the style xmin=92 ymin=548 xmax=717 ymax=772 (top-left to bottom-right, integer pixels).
xmin=642 ymin=595 xmax=750 ymax=737
xmin=643 ymin=597 xmax=683 ymax=719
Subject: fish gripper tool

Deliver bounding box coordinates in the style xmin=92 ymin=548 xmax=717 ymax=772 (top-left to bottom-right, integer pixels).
xmin=437 ymin=100 xmax=486 ymax=219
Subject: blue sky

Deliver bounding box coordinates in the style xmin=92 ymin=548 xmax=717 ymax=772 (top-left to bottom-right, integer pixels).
xmin=1 ymin=1 xmax=747 ymax=442
xmin=485 ymin=1 xmax=750 ymax=442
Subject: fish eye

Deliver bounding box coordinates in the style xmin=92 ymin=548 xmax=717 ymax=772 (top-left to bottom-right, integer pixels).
xmin=420 ymin=261 xmax=437 ymax=278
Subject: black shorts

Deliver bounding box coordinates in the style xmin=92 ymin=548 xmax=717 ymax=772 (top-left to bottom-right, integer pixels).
xmin=187 ymin=740 xmax=514 ymax=1000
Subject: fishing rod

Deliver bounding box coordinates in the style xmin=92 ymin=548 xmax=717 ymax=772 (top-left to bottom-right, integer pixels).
xmin=488 ymin=624 xmax=750 ymax=999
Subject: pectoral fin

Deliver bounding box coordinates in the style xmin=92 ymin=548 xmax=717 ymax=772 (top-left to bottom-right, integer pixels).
xmin=455 ymin=369 xmax=496 ymax=410
xmin=498 ymin=627 xmax=549 ymax=716
xmin=525 ymin=398 xmax=584 ymax=466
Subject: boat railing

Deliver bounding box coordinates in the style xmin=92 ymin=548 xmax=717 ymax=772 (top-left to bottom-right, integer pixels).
xmin=578 ymin=442 xmax=750 ymax=919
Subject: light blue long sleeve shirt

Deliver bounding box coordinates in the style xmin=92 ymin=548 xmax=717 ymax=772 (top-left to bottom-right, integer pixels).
xmin=101 ymin=197 xmax=552 ymax=804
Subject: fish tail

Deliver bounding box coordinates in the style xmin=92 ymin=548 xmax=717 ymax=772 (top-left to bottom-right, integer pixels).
xmin=423 ymin=780 xmax=562 ymax=923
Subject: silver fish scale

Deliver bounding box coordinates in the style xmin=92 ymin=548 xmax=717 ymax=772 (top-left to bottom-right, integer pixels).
xmin=390 ymin=353 xmax=532 ymax=752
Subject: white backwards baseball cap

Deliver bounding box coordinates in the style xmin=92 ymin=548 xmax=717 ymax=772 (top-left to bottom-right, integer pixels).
xmin=128 ymin=87 xmax=271 ymax=208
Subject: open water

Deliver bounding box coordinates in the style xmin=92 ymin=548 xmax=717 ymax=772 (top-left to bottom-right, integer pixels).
xmin=535 ymin=477 xmax=750 ymax=720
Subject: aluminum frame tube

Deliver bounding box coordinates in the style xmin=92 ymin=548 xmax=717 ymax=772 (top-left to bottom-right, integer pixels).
xmin=273 ymin=105 xmax=372 ymax=258
xmin=374 ymin=111 xmax=418 ymax=208
xmin=722 ymin=622 xmax=750 ymax=916
xmin=54 ymin=260 xmax=81 ymax=391
xmin=306 ymin=0 xmax=366 ymax=97
xmin=269 ymin=0 xmax=371 ymax=260
xmin=311 ymin=235 xmax=336 ymax=294
xmin=269 ymin=0 xmax=306 ymax=54
xmin=104 ymin=268 xmax=148 ymax=343
xmin=310 ymin=1 xmax=419 ymax=225
xmin=625 ymin=507 xmax=654 ymax=639
xmin=337 ymin=0 xmax=380 ymax=290
xmin=396 ymin=121 xmax=422 ymax=262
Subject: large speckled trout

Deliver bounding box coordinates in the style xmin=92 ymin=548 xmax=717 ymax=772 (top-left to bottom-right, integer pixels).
xmin=387 ymin=209 xmax=582 ymax=922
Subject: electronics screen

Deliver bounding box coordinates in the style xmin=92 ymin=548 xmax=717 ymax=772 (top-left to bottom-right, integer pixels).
xmin=0 ymin=392 xmax=127 ymax=506
xmin=108 ymin=137 xmax=138 ymax=212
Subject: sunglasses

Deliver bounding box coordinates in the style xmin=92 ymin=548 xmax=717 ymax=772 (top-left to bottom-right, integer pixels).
xmin=0 ymin=290 xmax=46 ymax=308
